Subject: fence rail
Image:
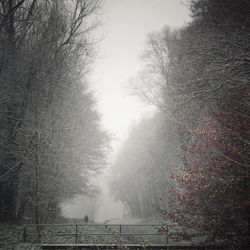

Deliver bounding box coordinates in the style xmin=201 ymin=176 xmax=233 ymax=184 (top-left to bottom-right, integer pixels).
xmin=22 ymin=223 xmax=230 ymax=249
xmin=23 ymin=223 xmax=169 ymax=244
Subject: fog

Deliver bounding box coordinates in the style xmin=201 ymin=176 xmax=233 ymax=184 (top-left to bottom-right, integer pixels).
xmin=61 ymin=0 xmax=190 ymax=223
xmin=0 ymin=0 xmax=248 ymax=248
xmin=61 ymin=171 xmax=125 ymax=223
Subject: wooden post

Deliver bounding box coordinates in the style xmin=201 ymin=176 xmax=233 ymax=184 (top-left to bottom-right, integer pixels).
xmin=36 ymin=224 xmax=41 ymax=243
xmin=119 ymin=224 xmax=122 ymax=249
xmin=22 ymin=225 xmax=26 ymax=242
xmin=119 ymin=224 xmax=122 ymax=238
xmin=75 ymin=224 xmax=78 ymax=244
xmin=166 ymin=224 xmax=169 ymax=245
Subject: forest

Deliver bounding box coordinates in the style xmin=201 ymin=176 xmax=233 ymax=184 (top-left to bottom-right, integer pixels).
xmin=0 ymin=0 xmax=108 ymax=225
xmin=110 ymin=0 xmax=250 ymax=247
xmin=0 ymin=0 xmax=249 ymax=249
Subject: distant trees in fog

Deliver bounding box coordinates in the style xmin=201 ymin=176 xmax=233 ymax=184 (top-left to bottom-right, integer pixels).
xmin=110 ymin=114 xmax=181 ymax=218
xmin=111 ymin=0 xmax=250 ymax=247
xmin=0 ymin=0 xmax=108 ymax=224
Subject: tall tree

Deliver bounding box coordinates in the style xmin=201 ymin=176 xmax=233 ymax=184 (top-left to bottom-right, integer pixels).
xmin=132 ymin=0 xmax=250 ymax=246
xmin=0 ymin=0 xmax=108 ymax=224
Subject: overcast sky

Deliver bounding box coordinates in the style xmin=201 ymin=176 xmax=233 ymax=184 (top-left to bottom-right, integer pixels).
xmin=91 ymin=0 xmax=190 ymax=144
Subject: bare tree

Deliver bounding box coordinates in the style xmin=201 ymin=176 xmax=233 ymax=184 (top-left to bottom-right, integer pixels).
xmin=0 ymin=0 xmax=108 ymax=224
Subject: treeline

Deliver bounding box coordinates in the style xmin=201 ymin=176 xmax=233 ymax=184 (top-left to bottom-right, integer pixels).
xmin=110 ymin=114 xmax=181 ymax=218
xmin=110 ymin=0 xmax=249 ymax=246
xmin=0 ymin=0 xmax=108 ymax=224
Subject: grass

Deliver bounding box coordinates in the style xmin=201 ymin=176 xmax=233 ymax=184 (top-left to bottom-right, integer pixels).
xmin=0 ymin=223 xmax=37 ymax=250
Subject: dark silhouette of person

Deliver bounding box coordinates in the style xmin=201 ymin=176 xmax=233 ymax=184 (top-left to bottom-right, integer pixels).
xmin=84 ymin=214 xmax=89 ymax=224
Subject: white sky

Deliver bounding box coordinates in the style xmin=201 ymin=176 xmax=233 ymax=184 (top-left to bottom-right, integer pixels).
xmin=91 ymin=0 xmax=190 ymax=143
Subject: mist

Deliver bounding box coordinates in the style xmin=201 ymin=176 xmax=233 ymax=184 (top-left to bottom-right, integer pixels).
xmin=59 ymin=0 xmax=190 ymax=224
xmin=0 ymin=0 xmax=249 ymax=249
xmin=61 ymin=171 xmax=125 ymax=223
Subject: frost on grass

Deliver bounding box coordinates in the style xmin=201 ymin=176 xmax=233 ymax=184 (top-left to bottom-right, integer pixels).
xmin=0 ymin=224 xmax=36 ymax=250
